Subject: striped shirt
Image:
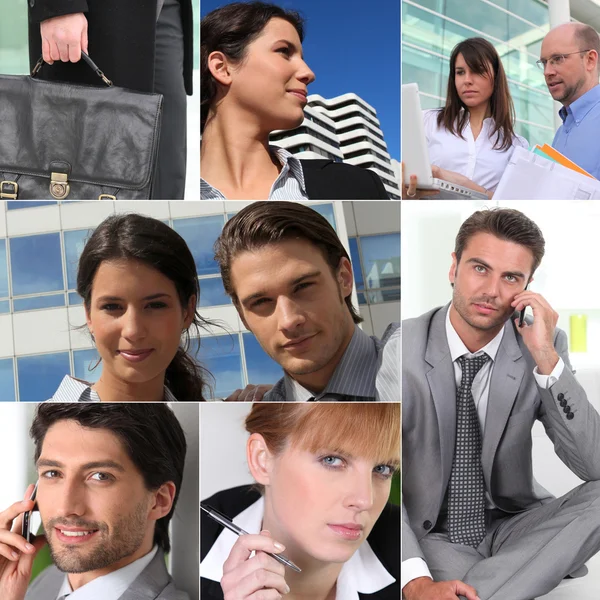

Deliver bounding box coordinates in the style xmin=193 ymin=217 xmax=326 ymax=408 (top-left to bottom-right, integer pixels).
xmin=48 ymin=376 xmax=178 ymax=402
xmin=376 ymin=325 xmax=400 ymax=402
xmin=200 ymin=146 xmax=308 ymax=200
xmin=262 ymin=323 xmax=400 ymax=402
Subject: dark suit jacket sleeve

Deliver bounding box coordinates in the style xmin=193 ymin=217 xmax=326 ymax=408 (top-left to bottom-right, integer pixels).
xmin=29 ymin=0 xmax=89 ymax=23
xmin=538 ymin=328 xmax=600 ymax=481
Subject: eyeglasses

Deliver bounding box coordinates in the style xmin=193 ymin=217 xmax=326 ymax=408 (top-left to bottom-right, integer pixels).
xmin=536 ymin=49 xmax=592 ymax=70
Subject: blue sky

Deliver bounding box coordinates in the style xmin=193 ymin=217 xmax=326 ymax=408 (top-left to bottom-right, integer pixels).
xmin=201 ymin=0 xmax=400 ymax=160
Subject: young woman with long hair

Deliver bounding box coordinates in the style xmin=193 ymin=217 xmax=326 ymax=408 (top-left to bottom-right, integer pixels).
xmin=404 ymin=37 xmax=528 ymax=199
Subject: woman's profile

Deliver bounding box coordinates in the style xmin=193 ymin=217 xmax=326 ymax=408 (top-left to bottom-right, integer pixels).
xmin=49 ymin=213 xmax=212 ymax=402
xmin=201 ymin=403 xmax=400 ymax=599
xmin=404 ymin=37 xmax=528 ymax=199
xmin=201 ymin=1 xmax=389 ymax=200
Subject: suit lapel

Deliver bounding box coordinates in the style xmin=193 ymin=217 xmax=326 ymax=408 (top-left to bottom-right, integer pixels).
xmin=425 ymin=306 xmax=456 ymax=489
xmin=118 ymin=549 xmax=171 ymax=600
xmin=481 ymin=320 xmax=525 ymax=489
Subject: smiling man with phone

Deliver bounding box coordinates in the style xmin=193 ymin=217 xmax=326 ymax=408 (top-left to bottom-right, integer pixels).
xmin=402 ymin=208 xmax=600 ymax=600
xmin=0 ymin=404 xmax=189 ymax=600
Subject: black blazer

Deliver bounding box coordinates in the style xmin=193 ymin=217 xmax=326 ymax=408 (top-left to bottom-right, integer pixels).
xmin=201 ymin=485 xmax=399 ymax=600
xmin=28 ymin=0 xmax=194 ymax=95
xmin=301 ymin=160 xmax=390 ymax=200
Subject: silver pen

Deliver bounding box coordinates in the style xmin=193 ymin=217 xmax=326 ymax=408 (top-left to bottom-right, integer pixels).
xmin=201 ymin=503 xmax=301 ymax=572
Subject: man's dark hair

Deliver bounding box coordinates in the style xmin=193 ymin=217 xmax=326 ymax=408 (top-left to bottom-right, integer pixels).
xmin=30 ymin=404 xmax=187 ymax=554
xmin=214 ymin=201 xmax=363 ymax=324
xmin=201 ymin=1 xmax=305 ymax=132
xmin=455 ymin=208 xmax=545 ymax=279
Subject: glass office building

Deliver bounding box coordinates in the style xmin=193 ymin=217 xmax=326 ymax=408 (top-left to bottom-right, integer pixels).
xmin=0 ymin=201 xmax=400 ymax=401
xmin=402 ymin=0 xmax=556 ymax=145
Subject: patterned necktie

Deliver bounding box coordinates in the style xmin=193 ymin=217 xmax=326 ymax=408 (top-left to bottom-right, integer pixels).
xmin=447 ymin=354 xmax=489 ymax=547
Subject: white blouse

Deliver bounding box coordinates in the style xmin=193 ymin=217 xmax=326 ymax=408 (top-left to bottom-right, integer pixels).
xmin=423 ymin=109 xmax=529 ymax=191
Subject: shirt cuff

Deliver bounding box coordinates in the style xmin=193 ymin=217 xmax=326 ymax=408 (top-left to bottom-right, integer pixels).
xmin=533 ymin=357 xmax=564 ymax=389
xmin=401 ymin=557 xmax=433 ymax=589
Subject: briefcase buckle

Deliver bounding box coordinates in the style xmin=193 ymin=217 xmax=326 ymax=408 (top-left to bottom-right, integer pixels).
xmin=0 ymin=181 xmax=18 ymax=199
xmin=49 ymin=172 xmax=70 ymax=199
xmin=98 ymin=194 xmax=117 ymax=200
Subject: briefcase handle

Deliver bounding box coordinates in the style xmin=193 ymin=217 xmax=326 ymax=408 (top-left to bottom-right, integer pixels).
xmin=31 ymin=52 xmax=113 ymax=87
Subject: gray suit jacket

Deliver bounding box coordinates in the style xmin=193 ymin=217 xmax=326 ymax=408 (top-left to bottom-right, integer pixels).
xmin=25 ymin=548 xmax=189 ymax=600
xmin=402 ymin=304 xmax=600 ymax=562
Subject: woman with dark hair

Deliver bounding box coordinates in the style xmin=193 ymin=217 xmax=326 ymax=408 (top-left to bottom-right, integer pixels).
xmin=201 ymin=403 xmax=400 ymax=599
xmin=49 ymin=213 xmax=212 ymax=401
xmin=201 ymin=1 xmax=389 ymax=200
xmin=404 ymin=37 xmax=528 ymax=199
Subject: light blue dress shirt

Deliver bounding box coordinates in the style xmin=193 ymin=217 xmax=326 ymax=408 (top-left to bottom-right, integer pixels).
xmin=552 ymin=84 xmax=600 ymax=179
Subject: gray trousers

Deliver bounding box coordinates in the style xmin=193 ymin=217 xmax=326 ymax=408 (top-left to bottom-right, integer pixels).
xmin=153 ymin=0 xmax=187 ymax=199
xmin=420 ymin=481 xmax=600 ymax=600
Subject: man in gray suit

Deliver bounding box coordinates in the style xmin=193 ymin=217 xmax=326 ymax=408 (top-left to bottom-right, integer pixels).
xmin=0 ymin=404 xmax=190 ymax=600
xmin=402 ymin=208 xmax=600 ymax=600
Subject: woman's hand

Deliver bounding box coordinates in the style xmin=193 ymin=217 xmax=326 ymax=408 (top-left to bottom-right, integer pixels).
xmin=401 ymin=162 xmax=440 ymax=199
xmin=431 ymin=166 xmax=492 ymax=199
xmin=221 ymin=530 xmax=290 ymax=599
xmin=0 ymin=485 xmax=47 ymax=600
xmin=40 ymin=13 xmax=88 ymax=64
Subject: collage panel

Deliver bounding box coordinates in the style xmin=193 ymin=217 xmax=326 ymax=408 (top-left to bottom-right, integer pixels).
xmin=402 ymin=0 xmax=600 ymax=200
xmin=200 ymin=0 xmax=401 ymax=200
xmin=401 ymin=200 xmax=600 ymax=599
xmin=0 ymin=401 xmax=199 ymax=599
xmin=200 ymin=402 xmax=400 ymax=599
xmin=1 ymin=0 xmax=200 ymax=201
xmin=0 ymin=199 xmax=399 ymax=402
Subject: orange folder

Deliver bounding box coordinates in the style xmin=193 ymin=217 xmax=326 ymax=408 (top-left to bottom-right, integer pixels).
xmin=535 ymin=144 xmax=596 ymax=179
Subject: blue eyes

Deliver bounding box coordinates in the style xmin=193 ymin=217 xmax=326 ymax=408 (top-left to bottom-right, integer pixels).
xmin=320 ymin=455 xmax=396 ymax=480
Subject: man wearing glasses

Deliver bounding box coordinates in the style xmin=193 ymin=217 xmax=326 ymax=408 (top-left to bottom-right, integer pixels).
xmin=539 ymin=23 xmax=600 ymax=179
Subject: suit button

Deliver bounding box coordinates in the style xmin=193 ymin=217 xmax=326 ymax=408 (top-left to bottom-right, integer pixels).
xmin=563 ymin=405 xmax=571 ymax=414
xmin=558 ymin=393 xmax=565 ymax=401
xmin=423 ymin=520 xmax=433 ymax=530
xmin=560 ymin=399 xmax=567 ymax=407
xmin=567 ymin=412 xmax=574 ymax=420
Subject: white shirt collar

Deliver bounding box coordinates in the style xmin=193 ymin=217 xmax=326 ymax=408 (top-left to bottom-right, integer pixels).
xmin=49 ymin=375 xmax=178 ymax=402
xmin=200 ymin=496 xmax=395 ymax=600
xmin=445 ymin=304 xmax=504 ymax=363
xmin=55 ymin=545 xmax=158 ymax=600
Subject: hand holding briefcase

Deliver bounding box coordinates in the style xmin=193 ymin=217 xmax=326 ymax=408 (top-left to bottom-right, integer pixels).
xmin=0 ymin=53 xmax=163 ymax=200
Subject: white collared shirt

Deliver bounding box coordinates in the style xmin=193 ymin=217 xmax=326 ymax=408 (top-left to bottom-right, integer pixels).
xmin=48 ymin=375 xmax=178 ymax=402
xmin=55 ymin=546 xmax=158 ymax=600
xmin=402 ymin=306 xmax=565 ymax=589
xmin=200 ymin=146 xmax=308 ymax=200
xmin=201 ymin=496 xmax=395 ymax=600
xmin=423 ymin=109 xmax=529 ymax=191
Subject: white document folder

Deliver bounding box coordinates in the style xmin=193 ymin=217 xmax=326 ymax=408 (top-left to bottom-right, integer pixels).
xmin=494 ymin=146 xmax=600 ymax=200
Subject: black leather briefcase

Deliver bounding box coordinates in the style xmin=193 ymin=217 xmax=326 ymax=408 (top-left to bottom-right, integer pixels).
xmin=0 ymin=54 xmax=163 ymax=200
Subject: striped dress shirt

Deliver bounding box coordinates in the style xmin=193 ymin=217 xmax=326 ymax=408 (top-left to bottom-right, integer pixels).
xmin=48 ymin=376 xmax=178 ymax=402
xmin=262 ymin=323 xmax=400 ymax=402
xmin=376 ymin=325 xmax=400 ymax=402
xmin=200 ymin=146 xmax=308 ymax=200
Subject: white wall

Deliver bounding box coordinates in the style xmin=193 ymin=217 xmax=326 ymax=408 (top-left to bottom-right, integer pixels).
xmin=201 ymin=403 xmax=254 ymax=500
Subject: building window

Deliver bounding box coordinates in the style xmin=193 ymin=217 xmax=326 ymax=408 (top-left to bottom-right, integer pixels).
xmin=7 ymin=201 xmax=57 ymax=210
xmin=243 ymin=333 xmax=283 ymax=385
xmin=349 ymin=234 xmax=400 ymax=305
xmin=64 ymin=229 xmax=93 ymax=291
xmin=172 ymin=215 xmax=225 ymax=276
xmin=73 ymin=349 xmax=101 ymax=384
xmin=198 ymin=276 xmax=230 ymax=307
xmin=0 ymin=358 xmax=15 ymax=402
xmin=196 ymin=334 xmax=243 ymax=399
xmin=17 ymin=352 xmax=70 ymax=401
xmin=10 ymin=233 xmax=64 ymax=296
xmin=0 ymin=239 xmax=8 ymax=302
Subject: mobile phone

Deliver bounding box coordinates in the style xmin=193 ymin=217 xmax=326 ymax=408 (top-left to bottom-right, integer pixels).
xmin=518 ymin=284 xmax=530 ymax=328
xmin=21 ymin=481 xmax=38 ymax=544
